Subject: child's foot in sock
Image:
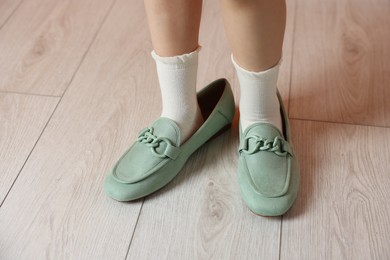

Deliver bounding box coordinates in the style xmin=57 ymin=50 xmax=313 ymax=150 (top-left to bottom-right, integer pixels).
xmin=232 ymin=55 xmax=283 ymax=134
xmin=152 ymin=48 xmax=203 ymax=144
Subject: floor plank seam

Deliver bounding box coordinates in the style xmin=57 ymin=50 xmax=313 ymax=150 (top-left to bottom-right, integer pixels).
xmin=289 ymin=117 xmax=390 ymax=129
xmin=278 ymin=216 xmax=283 ymax=260
xmin=124 ymin=199 xmax=145 ymax=260
xmin=0 ymin=0 xmax=25 ymax=30
xmin=0 ymin=90 xmax=61 ymax=98
xmin=0 ymin=98 xmax=61 ymax=207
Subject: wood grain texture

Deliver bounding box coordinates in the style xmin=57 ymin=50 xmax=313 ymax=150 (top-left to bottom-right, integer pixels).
xmin=0 ymin=93 xmax=58 ymax=204
xmin=0 ymin=0 xmax=114 ymax=96
xmin=281 ymin=120 xmax=390 ymax=260
xmin=289 ymin=0 xmax=390 ymax=127
xmin=0 ymin=0 xmax=23 ymax=27
xmin=0 ymin=0 xmax=157 ymax=258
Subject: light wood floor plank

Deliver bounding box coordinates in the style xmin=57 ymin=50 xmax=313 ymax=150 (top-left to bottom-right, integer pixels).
xmin=0 ymin=92 xmax=59 ymax=204
xmin=0 ymin=0 xmax=24 ymax=27
xmin=281 ymin=120 xmax=390 ymax=259
xmin=289 ymin=0 xmax=390 ymax=127
xmin=0 ymin=0 xmax=156 ymax=258
xmin=0 ymin=0 xmax=114 ymax=96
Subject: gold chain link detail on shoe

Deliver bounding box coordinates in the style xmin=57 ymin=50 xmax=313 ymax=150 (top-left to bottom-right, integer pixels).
xmin=239 ymin=135 xmax=292 ymax=157
xmin=137 ymin=127 xmax=180 ymax=159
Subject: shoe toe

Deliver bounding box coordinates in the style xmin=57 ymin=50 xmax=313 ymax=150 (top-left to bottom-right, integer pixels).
xmin=103 ymin=173 xmax=141 ymax=202
xmin=238 ymin=155 xmax=300 ymax=216
xmin=245 ymin=151 xmax=289 ymax=197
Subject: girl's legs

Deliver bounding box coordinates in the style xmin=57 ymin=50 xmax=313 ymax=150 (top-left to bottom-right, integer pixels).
xmin=144 ymin=0 xmax=202 ymax=56
xmin=220 ymin=0 xmax=286 ymax=132
xmin=144 ymin=0 xmax=203 ymax=143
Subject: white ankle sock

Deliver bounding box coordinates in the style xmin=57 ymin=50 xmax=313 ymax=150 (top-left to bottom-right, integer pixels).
xmin=232 ymin=55 xmax=282 ymax=133
xmin=151 ymin=48 xmax=203 ymax=144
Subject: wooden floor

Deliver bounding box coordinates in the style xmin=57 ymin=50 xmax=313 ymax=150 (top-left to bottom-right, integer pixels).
xmin=1 ymin=0 xmax=389 ymax=259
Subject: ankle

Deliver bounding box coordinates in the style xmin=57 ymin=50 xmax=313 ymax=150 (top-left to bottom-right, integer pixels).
xmin=240 ymin=114 xmax=282 ymax=134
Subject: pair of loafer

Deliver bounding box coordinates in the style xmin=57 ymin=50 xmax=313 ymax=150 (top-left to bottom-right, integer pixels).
xmin=104 ymin=79 xmax=299 ymax=216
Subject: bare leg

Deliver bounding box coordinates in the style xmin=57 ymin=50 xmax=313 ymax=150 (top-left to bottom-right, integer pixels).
xmin=222 ymin=1 xmax=298 ymax=217
xmin=220 ymin=0 xmax=286 ymax=132
xmin=143 ymin=0 xmax=203 ymax=143
xmin=220 ymin=0 xmax=286 ymax=71
xmin=144 ymin=0 xmax=202 ymax=57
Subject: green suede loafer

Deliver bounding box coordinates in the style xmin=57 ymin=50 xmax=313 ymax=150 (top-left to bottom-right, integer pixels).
xmin=238 ymin=90 xmax=300 ymax=216
xmin=104 ymin=79 xmax=235 ymax=201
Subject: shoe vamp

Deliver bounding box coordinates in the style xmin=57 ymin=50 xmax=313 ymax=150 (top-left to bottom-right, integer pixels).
xmin=115 ymin=142 xmax=169 ymax=183
xmin=244 ymin=151 xmax=289 ymax=197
